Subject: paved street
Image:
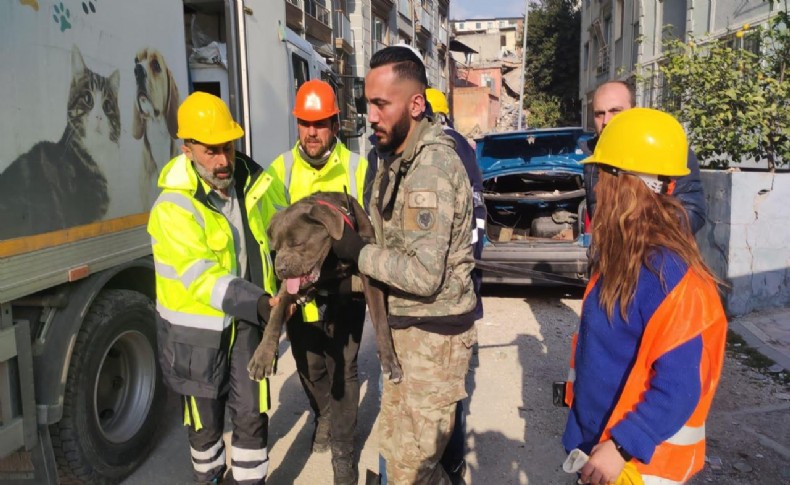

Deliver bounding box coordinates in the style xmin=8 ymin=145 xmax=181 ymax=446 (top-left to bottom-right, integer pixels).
xmin=123 ymin=287 xmax=790 ymax=485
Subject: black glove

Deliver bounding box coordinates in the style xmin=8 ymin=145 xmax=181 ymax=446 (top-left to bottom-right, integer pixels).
xmin=257 ymin=295 xmax=272 ymax=325
xmin=331 ymin=224 xmax=367 ymax=264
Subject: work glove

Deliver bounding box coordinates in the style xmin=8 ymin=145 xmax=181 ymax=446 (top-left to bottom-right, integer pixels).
xmin=257 ymin=295 xmax=272 ymax=325
xmin=331 ymin=224 xmax=367 ymax=264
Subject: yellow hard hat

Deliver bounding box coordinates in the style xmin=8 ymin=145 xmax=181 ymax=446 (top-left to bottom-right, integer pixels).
xmin=583 ymin=107 xmax=690 ymax=177
xmin=176 ymin=92 xmax=244 ymax=145
xmin=425 ymin=87 xmax=450 ymax=115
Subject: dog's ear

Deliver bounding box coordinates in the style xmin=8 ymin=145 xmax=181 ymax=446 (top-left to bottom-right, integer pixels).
xmin=132 ymin=88 xmax=144 ymax=140
xmin=307 ymin=203 xmax=345 ymax=240
xmin=165 ymin=67 xmax=179 ymax=139
xmin=267 ymin=210 xmax=287 ymax=245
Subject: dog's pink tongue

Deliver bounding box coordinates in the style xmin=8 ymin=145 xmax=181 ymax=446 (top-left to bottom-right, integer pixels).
xmin=286 ymin=278 xmax=300 ymax=295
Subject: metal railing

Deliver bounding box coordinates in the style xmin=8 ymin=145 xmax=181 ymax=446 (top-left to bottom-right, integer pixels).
xmin=286 ymin=0 xmax=302 ymax=7
xmin=334 ymin=10 xmax=352 ymax=46
xmin=398 ymin=0 xmax=410 ymax=19
xmin=597 ymin=46 xmax=610 ymax=75
xmin=305 ymin=0 xmax=330 ymax=26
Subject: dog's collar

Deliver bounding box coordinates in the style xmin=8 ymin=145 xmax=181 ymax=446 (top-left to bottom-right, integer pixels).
xmin=315 ymin=199 xmax=355 ymax=229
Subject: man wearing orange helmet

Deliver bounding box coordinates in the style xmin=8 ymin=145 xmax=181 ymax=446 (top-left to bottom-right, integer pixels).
xmin=266 ymin=79 xmax=369 ymax=485
xmin=149 ymin=92 xmax=280 ymax=484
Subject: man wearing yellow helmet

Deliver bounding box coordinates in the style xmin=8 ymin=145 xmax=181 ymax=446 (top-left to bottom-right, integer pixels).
xmin=563 ymin=108 xmax=726 ymax=485
xmin=582 ymin=81 xmax=706 ymax=234
xmin=148 ymin=92 xmax=279 ymax=485
xmin=424 ymin=86 xmax=484 ymax=484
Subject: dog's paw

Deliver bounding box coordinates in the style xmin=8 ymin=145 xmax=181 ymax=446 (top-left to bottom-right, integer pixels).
xmin=247 ymin=349 xmax=276 ymax=381
xmin=382 ymin=360 xmax=403 ymax=384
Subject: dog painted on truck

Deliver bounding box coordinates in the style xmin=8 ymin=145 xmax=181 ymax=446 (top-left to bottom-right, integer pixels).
xmin=247 ymin=191 xmax=403 ymax=384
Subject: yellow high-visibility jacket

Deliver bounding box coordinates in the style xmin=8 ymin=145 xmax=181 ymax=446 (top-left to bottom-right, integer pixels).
xmin=148 ymin=152 xmax=277 ymax=398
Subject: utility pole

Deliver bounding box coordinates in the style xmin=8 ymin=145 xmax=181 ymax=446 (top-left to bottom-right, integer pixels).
xmin=517 ymin=0 xmax=529 ymax=130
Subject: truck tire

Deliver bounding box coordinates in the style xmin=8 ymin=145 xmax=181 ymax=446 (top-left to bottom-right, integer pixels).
xmin=51 ymin=289 xmax=165 ymax=484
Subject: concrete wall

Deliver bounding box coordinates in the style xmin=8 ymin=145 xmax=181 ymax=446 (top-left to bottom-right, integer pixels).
xmin=461 ymin=67 xmax=502 ymax=98
xmin=697 ymin=171 xmax=790 ymax=316
xmin=452 ymin=32 xmax=506 ymax=63
xmin=453 ymin=87 xmax=498 ymax=136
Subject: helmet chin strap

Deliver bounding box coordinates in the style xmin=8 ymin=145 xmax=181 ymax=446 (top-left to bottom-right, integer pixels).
xmin=298 ymin=138 xmax=337 ymax=167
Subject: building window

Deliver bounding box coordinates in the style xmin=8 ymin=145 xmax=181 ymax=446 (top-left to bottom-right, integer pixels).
xmin=616 ymin=0 xmax=624 ymax=40
xmin=604 ymin=15 xmax=612 ymax=45
xmin=724 ymin=31 xmax=761 ymax=55
xmin=458 ymin=22 xmax=464 ymax=30
xmin=501 ymin=35 xmax=507 ymax=47
xmin=374 ymin=17 xmax=386 ymax=43
xmin=583 ymin=41 xmax=589 ymax=71
xmin=476 ymin=22 xmax=482 ymax=29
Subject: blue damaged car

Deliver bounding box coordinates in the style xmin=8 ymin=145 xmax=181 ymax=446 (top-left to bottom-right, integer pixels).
xmin=475 ymin=127 xmax=594 ymax=286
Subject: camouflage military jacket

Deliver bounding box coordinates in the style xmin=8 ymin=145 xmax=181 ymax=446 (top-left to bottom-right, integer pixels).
xmin=358 ymin=118 xmax=476 ymax=318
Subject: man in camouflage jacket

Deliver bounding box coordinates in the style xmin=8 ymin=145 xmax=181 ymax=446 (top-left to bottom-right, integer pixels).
xmin=332 ymin=46 xmax=477 ymax=484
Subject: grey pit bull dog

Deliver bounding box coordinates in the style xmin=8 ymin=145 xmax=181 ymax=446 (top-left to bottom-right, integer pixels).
xmin=247 ymin=191 xmax=403 ymax=383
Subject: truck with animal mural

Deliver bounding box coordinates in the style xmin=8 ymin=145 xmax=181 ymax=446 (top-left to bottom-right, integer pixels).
xmin=0 ymin=1 xmax=358 ymax=483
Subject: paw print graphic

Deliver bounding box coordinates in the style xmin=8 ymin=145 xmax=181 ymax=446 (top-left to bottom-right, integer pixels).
xmin=52 ymin=2 xmax=71 ymax=32
xmin=82 ymin=0 xmax=97 ymax=15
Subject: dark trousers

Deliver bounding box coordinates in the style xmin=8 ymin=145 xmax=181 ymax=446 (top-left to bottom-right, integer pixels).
xmin=286 ymin=297 xmax=366 ymax=448
xmin=186 ymin=321 xmax=270 ymax=485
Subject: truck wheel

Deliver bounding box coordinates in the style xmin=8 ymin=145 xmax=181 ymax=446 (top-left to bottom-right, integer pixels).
xmin=51 ymin=289 xmax=165 ymax=484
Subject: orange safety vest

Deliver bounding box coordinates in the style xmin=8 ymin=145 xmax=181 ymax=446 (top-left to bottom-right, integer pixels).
xmin=565 ymin=269 xmax=727 ymax=484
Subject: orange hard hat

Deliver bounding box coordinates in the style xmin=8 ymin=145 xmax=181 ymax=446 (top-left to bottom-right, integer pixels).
xmin=293 ymin=79 xmax=340 ymax=122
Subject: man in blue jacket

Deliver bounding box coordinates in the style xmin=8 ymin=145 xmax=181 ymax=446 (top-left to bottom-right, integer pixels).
xmin=581 ymin=81 xmax=706 ymax=234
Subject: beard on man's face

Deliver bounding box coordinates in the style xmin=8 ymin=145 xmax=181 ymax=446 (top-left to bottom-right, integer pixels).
xmin=372 ymin=111 xmax=411 ymax=154
xmin=194 ymin=159 xmax=235 ymax=190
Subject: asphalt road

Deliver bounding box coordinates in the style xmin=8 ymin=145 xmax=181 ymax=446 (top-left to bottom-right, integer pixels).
xmin=123 ymin=286 xmax=790 ymax=484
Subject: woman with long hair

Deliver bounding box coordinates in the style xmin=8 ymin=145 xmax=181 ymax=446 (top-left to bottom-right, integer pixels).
xmin=562 ymin=108 xmax=727 ymax=485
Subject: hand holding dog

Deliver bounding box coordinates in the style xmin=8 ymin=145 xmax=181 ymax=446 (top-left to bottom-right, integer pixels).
xmin=332 ymin=223 xmax=367 ymax=263
xmin=257 ymin=295 xmax=296 ymax=325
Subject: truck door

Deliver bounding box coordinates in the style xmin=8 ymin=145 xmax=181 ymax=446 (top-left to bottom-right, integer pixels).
xmin=234 ymin=0 xmax=291 ymax=167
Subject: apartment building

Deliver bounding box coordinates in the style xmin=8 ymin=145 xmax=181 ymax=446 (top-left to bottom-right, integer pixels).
xmin=284 ymin=0 xmax=453 ymax=152
xmin=579 ymin=0 xmax=780 ymax=130
xmin=450 ymin=17 xmax=522 ymax=63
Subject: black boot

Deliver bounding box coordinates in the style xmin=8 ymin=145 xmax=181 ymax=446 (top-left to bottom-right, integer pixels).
xmin=445 ymin=459 xmax=467 ymax=485
xmin=313 ymin=415 xmax=331 ymax=453
xmin=331 ymin=442 xmax=358 ymax=485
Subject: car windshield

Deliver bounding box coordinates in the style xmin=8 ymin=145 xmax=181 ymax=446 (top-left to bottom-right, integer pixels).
xmin=480 ymin=134 xmax=580 ymax=161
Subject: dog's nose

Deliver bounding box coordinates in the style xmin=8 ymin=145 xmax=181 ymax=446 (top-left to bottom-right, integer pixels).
xmin=134 ymin=63 xmax=146 ymax=83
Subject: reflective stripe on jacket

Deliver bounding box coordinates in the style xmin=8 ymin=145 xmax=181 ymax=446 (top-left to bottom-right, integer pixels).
xmin=266 ymin=140 xmax=368 ymax=321
xmin=148 ymin=153 xmax=278 ymax=397
xmin=565 ymin=270 xmax=726 ymax=483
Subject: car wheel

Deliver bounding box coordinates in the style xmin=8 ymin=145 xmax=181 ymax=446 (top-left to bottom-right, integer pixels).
xmin=51 ymin=289 xmax=165 ymax=484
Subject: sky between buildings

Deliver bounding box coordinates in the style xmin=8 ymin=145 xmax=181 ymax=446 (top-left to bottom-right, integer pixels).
xmin=452 ymin=0 xmax=525 ymax=20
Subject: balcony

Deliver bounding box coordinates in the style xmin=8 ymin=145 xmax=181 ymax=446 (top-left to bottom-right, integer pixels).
xmin=596 ymin=46 xmax=610 ymax=75
xmin=285 ymin=0 xmax=303 ymax=32
xmin=305 ymin=0 xmax=332 ymax=45
xmin=373 ymin=40 xmax=389 ymax=54
xmin=334 ymin=10 xmax=353 ymax=54
xmin=437 ymin=25 xmax=448 ymax=47
xmin=416 ymin=7 xmax=433 ymax=36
